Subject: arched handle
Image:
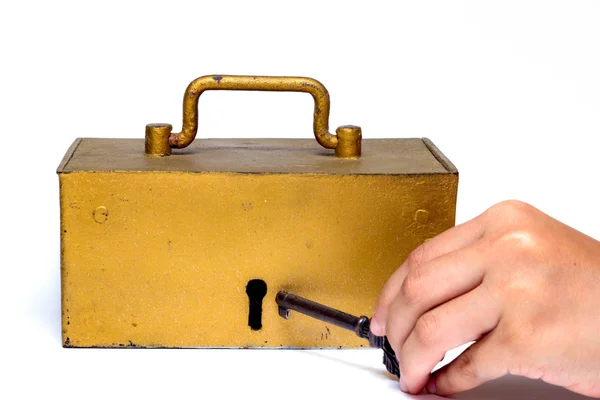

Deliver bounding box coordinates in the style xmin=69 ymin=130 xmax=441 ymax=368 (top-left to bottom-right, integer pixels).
xmin=145 ymin=75 xmax=362 ymax=158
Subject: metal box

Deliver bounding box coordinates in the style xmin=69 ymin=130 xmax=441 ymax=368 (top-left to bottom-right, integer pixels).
xmin=57 ymin=75 xmax=458 ymax=348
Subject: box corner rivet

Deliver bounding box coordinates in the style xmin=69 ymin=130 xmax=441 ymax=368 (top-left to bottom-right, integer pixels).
xmin=414 ymin=209 xmax=429 ymax=224
xmin=93 ymin=206 xmax=109 ymax=224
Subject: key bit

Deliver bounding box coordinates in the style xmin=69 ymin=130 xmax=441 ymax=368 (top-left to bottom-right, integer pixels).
xmin=275 ymin=291 xmax=400 ymax=378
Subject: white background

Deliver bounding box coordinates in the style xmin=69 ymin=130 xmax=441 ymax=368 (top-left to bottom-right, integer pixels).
xmin=1 ymin=1 xmax=599 ymax=399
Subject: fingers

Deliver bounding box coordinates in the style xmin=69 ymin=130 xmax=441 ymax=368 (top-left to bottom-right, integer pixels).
xmin=385 ymin=242 xmax=489 ymax=356
xmin=371 ymin=216 xmax=486 ymax=335
xmin=396 ymin=286 xmax=502 ymax=394
xmin=371 ymin=264 xmax=409 ymax=335
xmin=426 ymin=333 xmax=507 ymax=396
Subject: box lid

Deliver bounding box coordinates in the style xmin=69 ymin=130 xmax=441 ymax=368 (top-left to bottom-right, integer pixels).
xmin=57 ymin=138 xmax=457 ymax=175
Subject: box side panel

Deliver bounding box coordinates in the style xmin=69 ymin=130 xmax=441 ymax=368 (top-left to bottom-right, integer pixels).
xmin=60 ymin=171 xmax=457 ymax=348
xmin=59 ymin=174 xmax=70 ymax=346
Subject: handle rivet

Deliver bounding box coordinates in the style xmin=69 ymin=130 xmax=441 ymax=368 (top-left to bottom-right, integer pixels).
xmin=335 ymin=125 xmax=362 ymax=158
xmin=145 ymin=123 xmax=172 ymax=156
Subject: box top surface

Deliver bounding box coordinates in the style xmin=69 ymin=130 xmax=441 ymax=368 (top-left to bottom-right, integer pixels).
xmin=57 ymin=138 xmax=457 ymax=175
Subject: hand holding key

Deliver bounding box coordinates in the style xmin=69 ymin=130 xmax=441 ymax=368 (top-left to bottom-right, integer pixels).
xmin=370 ymin=200 xmax=600 ymax=397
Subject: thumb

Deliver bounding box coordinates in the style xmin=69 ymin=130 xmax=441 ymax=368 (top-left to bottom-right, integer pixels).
xmin=427 ymin=338 xmax=506 ymax=396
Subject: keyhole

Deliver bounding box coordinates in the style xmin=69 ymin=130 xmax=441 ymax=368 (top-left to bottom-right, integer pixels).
xmin=246 ymin=279 xmax=267 ymax=330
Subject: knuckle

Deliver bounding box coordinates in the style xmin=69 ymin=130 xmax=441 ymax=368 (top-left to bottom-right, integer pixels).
xmin=484 ymin=200 xmax=536 ymax=225
xmin=490 ymin=199 xmax=535 ymax=215
xmin=400 ymin=268 xmax=425 ymax=307
xmin=414 ymin=312 xmax=440 ymax=346
xmin=490 ymin=228 xmax=554 ymax=292
xmin=495 ymin=228 xmax=544 ymax=254
xmin=406 ymin=243 xmax=427 ymax=269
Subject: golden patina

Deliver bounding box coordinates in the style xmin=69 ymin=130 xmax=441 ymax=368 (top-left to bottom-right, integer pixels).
xmin=145 ymin=75 xmax=361 ymax=158
xmin=57 ymin=75 xmax=458 ymax=349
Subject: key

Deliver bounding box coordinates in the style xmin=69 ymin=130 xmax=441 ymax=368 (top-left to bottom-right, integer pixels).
xmin=275 ymin=290 xmax=400 ymax=377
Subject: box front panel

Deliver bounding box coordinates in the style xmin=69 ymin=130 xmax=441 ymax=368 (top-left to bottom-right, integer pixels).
xmin=60 ymin=172 xmax=457 ymax=348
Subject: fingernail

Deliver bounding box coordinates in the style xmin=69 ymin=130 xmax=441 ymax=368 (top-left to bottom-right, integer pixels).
xmin=399 ymin=378 xmax=408 ymax=393
xmin=426 ymin=377 xmax=437 ymax=394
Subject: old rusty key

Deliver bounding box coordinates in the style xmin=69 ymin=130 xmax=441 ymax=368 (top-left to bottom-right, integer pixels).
xmin=275 ymin=291 xmax=400 ymax=377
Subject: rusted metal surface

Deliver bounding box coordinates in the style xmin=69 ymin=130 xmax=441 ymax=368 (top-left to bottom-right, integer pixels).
xmin=276 ymin=291 xmax=400 ymax=377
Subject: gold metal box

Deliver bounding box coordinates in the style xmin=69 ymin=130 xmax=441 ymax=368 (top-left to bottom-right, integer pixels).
xmin=57 ymin=75 xmax=458 ymax=348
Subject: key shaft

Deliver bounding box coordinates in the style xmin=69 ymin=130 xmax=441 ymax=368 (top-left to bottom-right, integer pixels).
xmin=276 ymin=291 xmax=368 ymax=338
xmin=275 ymin=290 xmax=400 ymax=377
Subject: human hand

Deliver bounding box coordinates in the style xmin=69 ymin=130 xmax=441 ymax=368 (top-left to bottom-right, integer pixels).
xmin=370 ymin=200 xmax=600 ymax=397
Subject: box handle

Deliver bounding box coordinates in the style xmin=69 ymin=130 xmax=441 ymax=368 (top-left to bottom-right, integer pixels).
xmin=145 ymin=75 xmax=361 ymax=158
